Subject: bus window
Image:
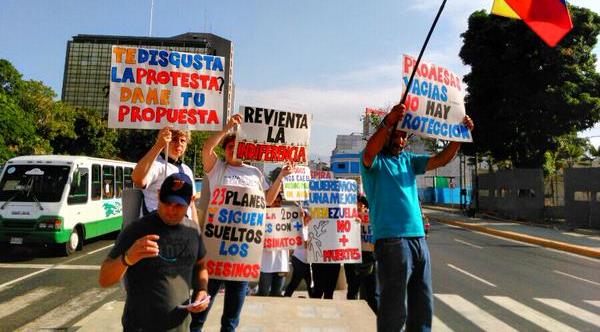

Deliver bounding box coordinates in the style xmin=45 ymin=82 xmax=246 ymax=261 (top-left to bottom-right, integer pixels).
xmin=68 ymin=168 xmax=89 ymax=205
xmin=92 ymin=164 xmax=101 ymax=200
xmin=103 ymin=165 xmax=115 ymax=199
xmin=124 ymin=167 xmax=133 ymax=188
xmin=115 ymin=166 xmax=123 ymax=198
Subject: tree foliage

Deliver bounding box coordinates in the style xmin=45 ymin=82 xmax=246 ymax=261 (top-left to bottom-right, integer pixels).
xmin=459 ymin=6 xmax=600 ymax=168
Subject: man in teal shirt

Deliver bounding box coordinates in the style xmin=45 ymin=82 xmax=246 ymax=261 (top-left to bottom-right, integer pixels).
xmin=360 ymin=103 xmax=474 ymax=332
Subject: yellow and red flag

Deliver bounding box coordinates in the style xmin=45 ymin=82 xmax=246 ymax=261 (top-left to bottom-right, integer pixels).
xmin=491 ymin=0 xmax=520 ymax=19
xmin=491 ymin=0 xmax=573 ymax=47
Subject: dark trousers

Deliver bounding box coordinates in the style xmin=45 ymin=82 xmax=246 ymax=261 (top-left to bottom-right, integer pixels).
xmin=284 ymin=256 xmax=313 ymax=297
xmin=344 ymin=263 xmax=361 ymax=299
xmin=190 ymin=279 xmax=248 ymax=332
xmin=257 ymin=272 xmax=285 ymax=297
xmin=311 ymin=263 xmax=340 ymax=299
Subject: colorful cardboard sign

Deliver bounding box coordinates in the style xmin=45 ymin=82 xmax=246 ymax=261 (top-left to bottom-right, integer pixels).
xmin=235 ymin=106 xmax=311 ymax=164
xmin=306 ymin=179 xmax=362 ymax=264
xmin=108 ymin=46 xmax=225 ymax=131
xmin=264 ymin=206 xmax=304 ymax=251
xmin=359 ymin=212 xmax=374 ymax=252
xmin=282 ymin=166 xmax=310 ymax=201
xmin=202 ymin=185 xmax=266 ymax=281
xmin=399 ymin=54 xmax=472 ymax=142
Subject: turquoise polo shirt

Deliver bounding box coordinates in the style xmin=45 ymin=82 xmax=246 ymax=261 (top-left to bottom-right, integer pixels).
xmin=360 ymin=150 xmax=429 ymax=241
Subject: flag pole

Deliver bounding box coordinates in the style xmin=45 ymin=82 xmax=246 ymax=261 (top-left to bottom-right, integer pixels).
xmin=400 ymin=0 xmax=448 ymax=105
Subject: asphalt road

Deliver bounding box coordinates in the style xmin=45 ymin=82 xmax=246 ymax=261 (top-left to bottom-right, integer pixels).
xmin=0 ymin=222 xmax=599 ymax=331
xmin=427 ymin=220 xmax=600 ymax=331
xmin=0 ymin=233 xmax=122 ymax=331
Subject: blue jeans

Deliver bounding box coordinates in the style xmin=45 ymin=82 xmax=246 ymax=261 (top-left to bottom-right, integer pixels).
xmin=375 ymin=237 xmax=432 ymax=332
xmin=257 ymin=272 xmax=285 ymax=296
xmin=190 ymin=279 xmax=248 ymax=332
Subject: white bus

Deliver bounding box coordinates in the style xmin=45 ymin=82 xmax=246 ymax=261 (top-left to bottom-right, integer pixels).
xmin=0 ymin=155 xmax=136 ymax=255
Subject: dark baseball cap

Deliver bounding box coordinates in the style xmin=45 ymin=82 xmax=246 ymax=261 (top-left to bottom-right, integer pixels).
xmin=159 ymin=173 xmax=193 ymax=206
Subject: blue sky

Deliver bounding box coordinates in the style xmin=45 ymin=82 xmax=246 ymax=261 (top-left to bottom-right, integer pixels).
xmin=1 ymin=0 xmax=599 ymax=160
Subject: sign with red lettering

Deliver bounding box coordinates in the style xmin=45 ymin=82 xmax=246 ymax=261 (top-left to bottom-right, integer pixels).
xmin=108 ymin=46 xmax=225 ymax=131
xmin=264 ymin=206 xmax=304 ymax=251
xmin=359 ymin=212 xmax=374 ymax=252
xmin=399 ymin=54 xmax=472 ymax=142
xmin=282 ymin=166 xmax=310 ymax=201
xmin=203 ymin=185 xmax=266 ymax=281
xmin=310 ymin=170 xmax=334 ymax=179
xmin=235 ymin=106 xmax=311 ymax=165
xmin=306 ymin=179 xmax=361 ymax=264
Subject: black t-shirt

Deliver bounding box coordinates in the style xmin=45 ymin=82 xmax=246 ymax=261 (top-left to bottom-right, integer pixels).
xmin=108 ymin=212 xmax=206 ymax=331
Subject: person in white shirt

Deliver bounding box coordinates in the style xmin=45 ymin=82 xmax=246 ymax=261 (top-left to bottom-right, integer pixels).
xmin=284 ymin=207 xmax=313 ymax=297
xmin=191 ymin=114 xmax=292 ymax=332
xmin=131 ymin=126 xmax=197 ymax=223
xmin=257 ymin=193 xmax=289 ymax=296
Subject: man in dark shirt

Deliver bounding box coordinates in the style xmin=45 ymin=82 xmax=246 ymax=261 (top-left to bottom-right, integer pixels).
xmin=99 ymin=173 xmax=209 ymax=331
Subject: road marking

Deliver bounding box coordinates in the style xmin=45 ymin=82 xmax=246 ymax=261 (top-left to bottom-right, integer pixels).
xmin=87 ymin=244 xmax=114 ymax=255
xmin=485 ymin=296 xmax=577 ymax=332
xmin=553 ymin=270 xmax=600 ymax=287
xmin=435 ymin=294 xmax=516 ymax=331
xmin=585 ymin=300 xmax=600 ymax=308
xmin=447 ymin=264 xmax=496 ymax=287
xmin=535 ymin=298 xmax=600 ymax=327
xmin=0 ymin=263 xmax=100 ymax=270
xmin=0 ymin=247 xmax=108 ymax=291
xmin=454 ymin=238 xmax=483 ymax=249
xmin=15 ymin=287 xmax=117 ymax=332
xmin=0 ymin=287 xmax=62 ymax=320
xmin=432 ymin=315 xmax=453 ymax=331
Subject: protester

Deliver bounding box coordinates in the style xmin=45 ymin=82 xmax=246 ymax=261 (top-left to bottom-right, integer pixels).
xmin=355 ymin=195 xmax=378 ymax=313
xmin=257 ymin=193 xmax=289 ymax=297
xmin=360 ymin=103 xmax=474 ymax=331
xmin=132 ymin=126 xmax=197 ymax=223
xmin=283 ymin=206 xmax=313 ymax=297
xmin=190 ymin=114 xmax=292 ymax=332
xmin=99 ymin=173 xmax=209 ymax=331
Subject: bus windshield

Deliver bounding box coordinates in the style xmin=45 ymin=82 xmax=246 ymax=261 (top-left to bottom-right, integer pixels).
xmin=0 ymin=165 xmax=71 ymax=203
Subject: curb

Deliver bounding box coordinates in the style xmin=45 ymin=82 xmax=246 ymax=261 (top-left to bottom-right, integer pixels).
xmin=432 ymin=216 xmax=600 ymax=259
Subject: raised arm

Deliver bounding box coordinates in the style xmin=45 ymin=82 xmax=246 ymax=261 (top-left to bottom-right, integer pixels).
xmin=202 ymin=114 xmax=242 ymax=174
xmin=132 ymin=127 xmax=172 ymax=188
xmin=362 ymin=104 xmax=406 ymax=168
xmin=265 ymin=163 xmax=293 ymax=205
xmin=425 ymin=115 xmax=474 ymax=171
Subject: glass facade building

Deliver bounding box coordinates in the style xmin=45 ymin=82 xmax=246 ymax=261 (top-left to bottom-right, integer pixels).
xmin=61 ymin=33 xmax=234 ymax=123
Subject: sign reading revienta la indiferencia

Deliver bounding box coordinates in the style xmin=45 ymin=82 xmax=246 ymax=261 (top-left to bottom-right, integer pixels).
xmin=235 ymin=106 xmax=311 ymax=165
xmin=307 ymin=179 xmax=362 ymax=264
xmin=282 ymin=166 xmax=310 ymax=201
xmin=203 ymin=185 xmax=266 ymax=281
xmin=399 ymin=54 xmax=472 ymax=142
xmin=264 ymin=206 xmax=304 ymax=251
xmin=108 ymin=46 xmax=225 ymax=131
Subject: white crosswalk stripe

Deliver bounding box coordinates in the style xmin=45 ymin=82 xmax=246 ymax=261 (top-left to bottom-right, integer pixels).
xmin=585 ymin=300 xmax=600 ymax=308
xmin=432 ymin=315 xmax=453 ymax=331
xmin=535 ymin=298 xmax=600 ymax=328
xmin=435 ymin=294 xmax=517 ymax=331
xmin=0 ymin=287 xmax=62 ymax=320
xmin=485 ymin=296 xmax=577 ymax=332
xmin=15 ymin=287 xmax=117 ymax=332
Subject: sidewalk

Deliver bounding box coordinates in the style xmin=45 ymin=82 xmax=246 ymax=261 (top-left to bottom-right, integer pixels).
xmin=73 ymin=291 xmax=373 ymax=331
xmin=422 ymin=204 xmax=600 ymax=259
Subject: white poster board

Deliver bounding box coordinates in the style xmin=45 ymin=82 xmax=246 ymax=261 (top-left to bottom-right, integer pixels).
xmin=399 ymin=54 xmax=472 ymax=142
xmin=264 ymin=206 xmax=304 ymax=251
xmin=235 ymin=106 xmax=311 ymax=164
xmin=306 ymin=179 xmax=362 ymax=264
xmin=282 ymin=166 xmax=310 ymax=201
xmin=108 ymin=46 xmax=225 ymax=130
xmin=202 ymin=185 xmax=265 ymax=281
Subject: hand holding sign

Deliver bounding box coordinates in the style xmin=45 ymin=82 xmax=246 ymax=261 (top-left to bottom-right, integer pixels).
xmin=463 ymin=115 xmax=474 ymax=131
xmin=226 ymin=114 xmax=242 ymax=132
